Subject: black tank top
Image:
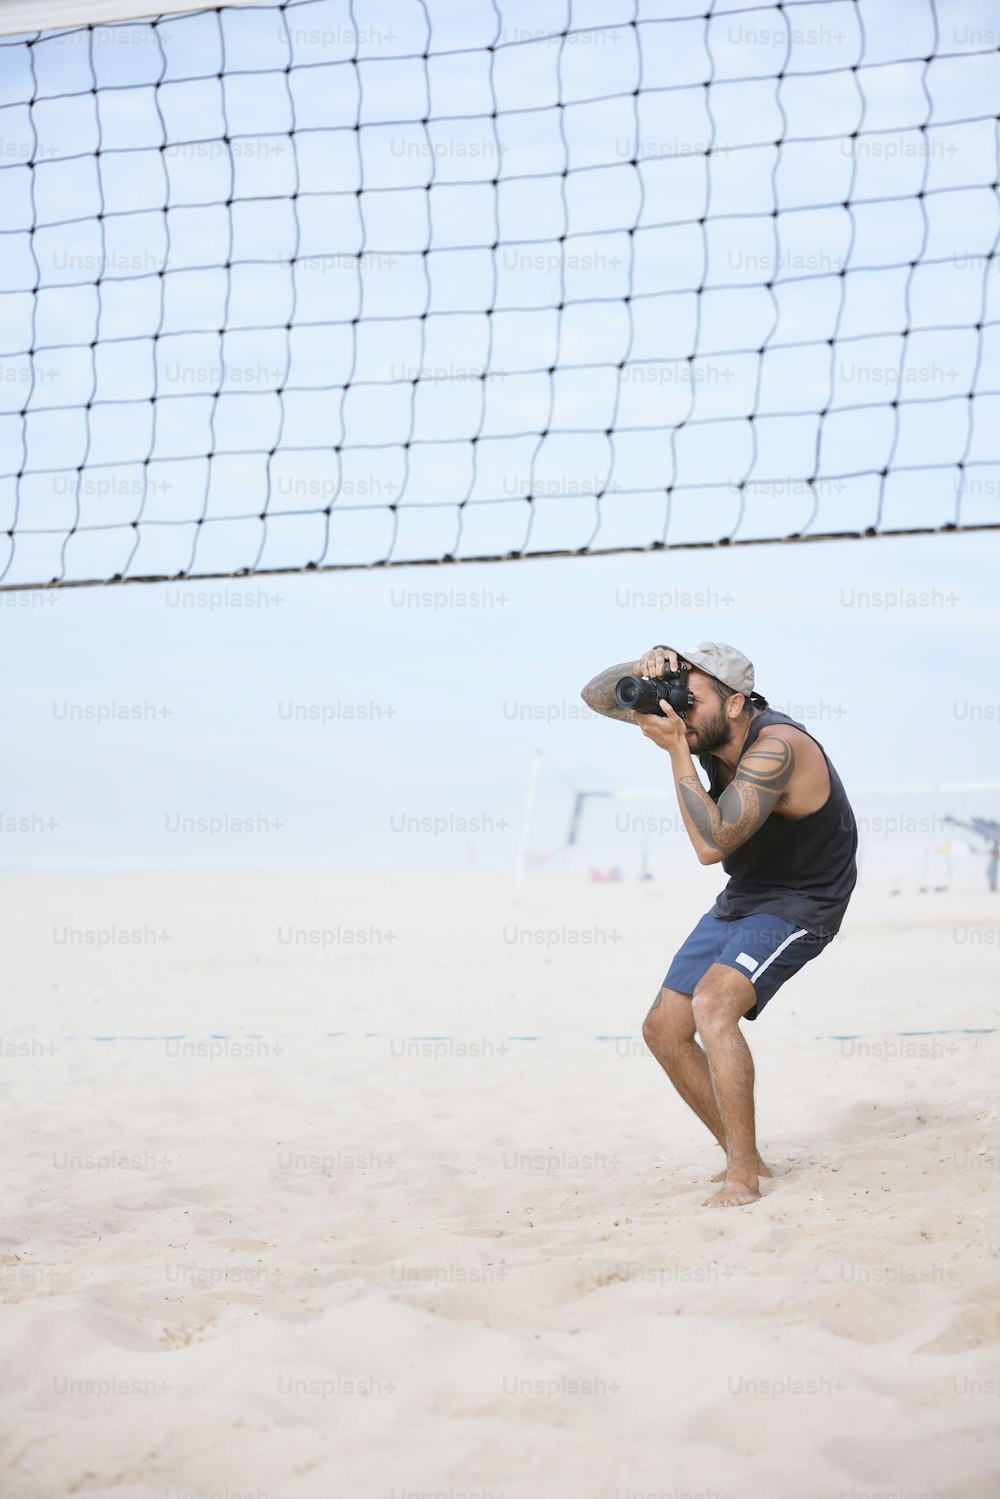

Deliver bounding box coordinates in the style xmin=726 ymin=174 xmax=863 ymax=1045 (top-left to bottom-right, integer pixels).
xmin=700 ymin=708 xmax=858 ymax=938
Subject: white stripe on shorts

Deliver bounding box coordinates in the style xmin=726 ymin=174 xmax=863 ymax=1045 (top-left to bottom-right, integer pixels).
xmin=749 ymin=927 xmax=808 ymax=984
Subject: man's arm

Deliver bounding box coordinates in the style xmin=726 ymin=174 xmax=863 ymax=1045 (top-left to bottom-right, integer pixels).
xmin=581 ymin=645 xmax=682 ymax=724
xmin=580 ymin=661 xmax=646 ymax=724
xmin=636 ymin=710 xmax=796 ymax=865
xmin=674 ymin=734 xmax=795 ymax=865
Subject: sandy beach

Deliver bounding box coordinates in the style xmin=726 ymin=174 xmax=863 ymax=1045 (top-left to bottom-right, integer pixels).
xmin=1 ymin=867 xmax=998 ymax=1498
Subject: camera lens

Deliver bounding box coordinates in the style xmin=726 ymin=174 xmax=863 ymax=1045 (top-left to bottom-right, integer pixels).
xmin=615 ymin=674 xmax=658 ymax=712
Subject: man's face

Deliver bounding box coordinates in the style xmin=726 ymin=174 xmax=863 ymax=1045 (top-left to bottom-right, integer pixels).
xmin=679 ymin=668 xmax=733 ymax=755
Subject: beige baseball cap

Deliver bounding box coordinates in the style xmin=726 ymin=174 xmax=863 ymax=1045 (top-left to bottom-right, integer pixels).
xmin=675 ymin=641 xmax=755 ymax=696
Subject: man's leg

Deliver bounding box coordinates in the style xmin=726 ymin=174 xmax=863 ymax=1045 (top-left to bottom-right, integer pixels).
xmin=691 ymin=963 xmax=761 ymax=1207
xmin=642 ymin=988 xmax=727 ymax=1151
xmin=642 ymin=986 xmax=772 ymax=1183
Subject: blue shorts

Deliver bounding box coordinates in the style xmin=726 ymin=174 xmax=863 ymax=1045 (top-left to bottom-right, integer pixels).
xmin=662 ymin=909 xmax=835 ymax=1022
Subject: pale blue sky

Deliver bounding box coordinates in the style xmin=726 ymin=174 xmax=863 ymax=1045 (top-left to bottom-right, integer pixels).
xmin=3 ymin=526 xmax=997 ymax=874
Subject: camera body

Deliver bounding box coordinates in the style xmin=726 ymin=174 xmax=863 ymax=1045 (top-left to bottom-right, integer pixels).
xmin=615 ymin=666 xmax=696 ymax=717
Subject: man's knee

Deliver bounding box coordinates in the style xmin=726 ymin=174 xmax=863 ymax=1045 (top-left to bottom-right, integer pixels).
xmin=690 ymin=991 xmax=728 ymax=1039
xmin=691 ymin=965 xmax=754 ymax=1036
xmin=642 ymin=987 xmax=695 ymax=1052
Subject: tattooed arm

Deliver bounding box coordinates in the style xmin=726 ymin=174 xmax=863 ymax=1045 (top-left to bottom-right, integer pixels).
xmin=580 ymin=661 xmax=646 ymax=724
xmin=581 ymin=645 xmax=684 ymax=724
xmin=674 ymin=731 xmax=796 ymax=865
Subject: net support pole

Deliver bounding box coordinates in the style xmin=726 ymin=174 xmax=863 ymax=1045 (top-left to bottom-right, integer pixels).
xmin=513 ymin=749 xmax=542 ymax=904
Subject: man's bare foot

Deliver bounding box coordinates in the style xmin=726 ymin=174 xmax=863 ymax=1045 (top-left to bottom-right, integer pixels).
xmin=711 ymin=1151 xmax=772 ymax=1182
xmin=703 ymin=1169 xmax=761 ymax=1208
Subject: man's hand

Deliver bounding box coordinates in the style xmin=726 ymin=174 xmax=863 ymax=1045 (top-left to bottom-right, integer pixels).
xmin=638 ymin=698 xmax=688 ymax=754
xmin=634 ymin=644 xmax=682 ymax=678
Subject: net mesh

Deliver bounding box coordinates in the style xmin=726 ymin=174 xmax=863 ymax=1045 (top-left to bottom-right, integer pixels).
xmin=1 ymin=0 xmax=999 ymax=590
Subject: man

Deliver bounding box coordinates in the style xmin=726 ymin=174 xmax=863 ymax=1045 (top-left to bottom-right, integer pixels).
xmin=581 ymin=641 xmax=857 ymax=1208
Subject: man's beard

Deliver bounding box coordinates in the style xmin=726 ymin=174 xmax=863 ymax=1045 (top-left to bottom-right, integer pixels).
xmin=686 ymin=709 xmax=731 ymax=756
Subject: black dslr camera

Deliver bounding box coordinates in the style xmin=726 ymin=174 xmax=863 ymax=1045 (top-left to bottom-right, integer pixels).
xmin=615 ymin=664 xmax=695 ymax=718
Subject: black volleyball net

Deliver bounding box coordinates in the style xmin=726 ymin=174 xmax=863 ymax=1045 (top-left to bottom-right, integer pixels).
xmin=1 ymin=0 xmax=999 ymax=590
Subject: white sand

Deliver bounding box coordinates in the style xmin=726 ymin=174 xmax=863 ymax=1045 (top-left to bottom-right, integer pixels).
xmin=1 ymin=868 xmax=998 ymax=1499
